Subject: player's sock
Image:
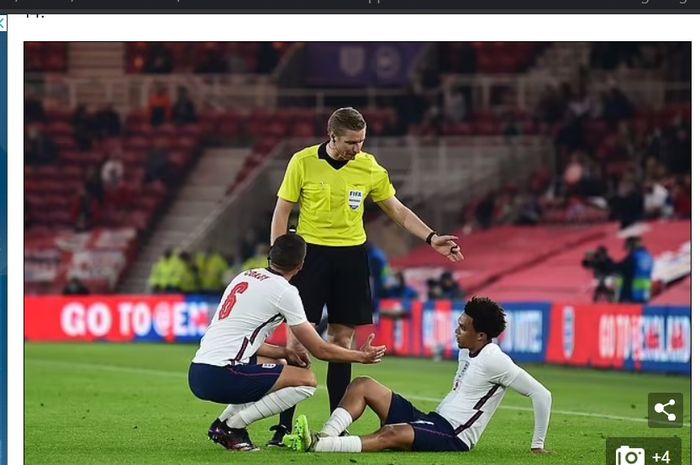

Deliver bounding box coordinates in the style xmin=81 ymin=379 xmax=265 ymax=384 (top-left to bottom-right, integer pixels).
xmin=226 ymin=386 xmax=316 ymax=429
xmin=278 ymin=406 xmax=295 ymax=430
xmin=320 ymin=408 xmax=353 ymax=437
xmin=313 ymin=436 xmax=362 ymax=452
xmin=327 ymin=362 xmax=351 ymax=412
xmin=217 ymin=403 xmax=253 ymax=422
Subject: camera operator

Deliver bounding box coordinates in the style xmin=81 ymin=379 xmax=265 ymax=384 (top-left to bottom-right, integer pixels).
xmin=613 ymin=236 xmax=654 ymax=303
xmin=582 ymin=246 xmax=615 ymax=302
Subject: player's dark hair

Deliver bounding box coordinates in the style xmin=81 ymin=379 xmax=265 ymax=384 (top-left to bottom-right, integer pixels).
xmin=269 ymin=233 xmax=306 ymax=272
xmin=327 ymin=107 xmax=366 ymax=137
xmin=463 ymin=296 xmax=506 ymax=339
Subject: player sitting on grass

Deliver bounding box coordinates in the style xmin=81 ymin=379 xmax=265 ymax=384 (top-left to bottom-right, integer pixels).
xmin=284 ymin=296 xmax=552 ymax=454
xmin=188 ymin=233 xmax=386 ymax=452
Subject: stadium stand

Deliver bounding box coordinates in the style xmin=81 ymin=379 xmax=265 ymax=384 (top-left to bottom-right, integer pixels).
xmin=24 ymin=42 xmax=690 ymax=299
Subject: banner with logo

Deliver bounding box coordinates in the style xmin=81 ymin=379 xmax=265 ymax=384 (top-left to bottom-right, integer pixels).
xmin=498 ymin=302 xmax=550 ymax=363
xmin=546 ymin=303 xmax=690 ymax=374
xmin=24 ymin=296 xmax=689 ymax=374
xmin=25 ymin=295 xmax=212 ymax=343
xmin=376 ymin=299 xmax=549 ymax=363
xmin=303 ymin=43 xmax=424 ymax=87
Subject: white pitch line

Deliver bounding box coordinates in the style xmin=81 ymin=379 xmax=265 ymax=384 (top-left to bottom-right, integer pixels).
xmin=29 ymin=359 xmax=690 ymax=427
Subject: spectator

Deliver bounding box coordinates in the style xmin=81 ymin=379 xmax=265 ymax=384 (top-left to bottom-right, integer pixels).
xmin=25 ymin=90 xmax=46 ymax=123
xmin=257 ymin=42 xmax=282 ymax=73
xmin=101 ymin=152 xmax=125 ymax=191
xmin=671 ymin=175 xmax=691 ymax=219
xmin=144 ymin=138 xmax=171 ymax=184
xmin=609 ymin=178 xmax=644 ymax=229
xmin=25 ymin=126 xmax=58 ymax=165
xmin=426 ymin=278 xmax=443 ymax=300
xmin=534 ymin=83 xmax=564 ymax=127
xmin=513 ymin=192 xmax=542 ymax=226
xmin=84 ymin=165 xmax=105 ymax=205
xmin=144 ymin=43 xmax=173 ymax=74
xmin=148 ymin=83 xmax=172 ymax=127
xmin=602 ymin=85 xmax=634 ymax=125
xmin=614 ymin=236 xmax=653 ymax=304
xmin=474 ymin=191 xmax=496 ymax=229
xmin=195 ymin=247 xmax=229 ymax=295
xmin=643 ymin=179 xmax=671 ymax=219
xmin=93 ymin=102 xmax=122 ymax=138
xmin=171 ymin=86 xmax=198 ymax=125
xmin=72 ymin=191 xmax=99 ymax=231
xmin=62 ymin=276 xmax=90 ymax=295
xmin=177 ymin=251 xmax=199 ymax=294
xmin=195 ymin=43 xmax=228 ymax=73
xmin=240 ymin=243 xmax=270 ymax=271
xmin=439 ymin=271 xmax=464 ymax=299
xmin=72 ymin=104 xmax=94 ymax=151
xmin=441 ymin=76 xmax=466 ymax=123
xmin=148 ymin=247 xmax=175 ymax=293
xmin=383 ymin=271 xmax=418 ymax=300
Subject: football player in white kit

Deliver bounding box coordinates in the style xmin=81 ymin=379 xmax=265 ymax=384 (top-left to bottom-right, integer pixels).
xmin=188 ymin=233 xmax=386 ymax=452
xmin=286 ymin=296 xmax=552 ymax=454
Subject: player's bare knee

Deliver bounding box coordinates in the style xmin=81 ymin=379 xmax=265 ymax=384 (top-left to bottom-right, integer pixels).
xmin=293 ymin=366 xmax=317 ymax=387
xmin=377 ymin=424 xmax=401 ymax=443
xmin=304 ymin=370 xmax=318 ymax=388
xmin=349 ymin=376 xmax=375 ymax=393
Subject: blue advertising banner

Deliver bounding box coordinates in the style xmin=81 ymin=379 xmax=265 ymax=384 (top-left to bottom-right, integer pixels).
xmin=303 ymin=43 xmax=424 ymax=87
xmin=499 ymin=302 xmax=550 ymax=363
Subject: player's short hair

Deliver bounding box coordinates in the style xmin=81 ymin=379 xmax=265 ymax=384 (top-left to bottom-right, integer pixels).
xmin=463 ymin=296 xmax=506 ymax=339
xmin=269 ymin=233 xmax=306 ymax=272
xmin=327 ymin=107 xmax=366 ymax=137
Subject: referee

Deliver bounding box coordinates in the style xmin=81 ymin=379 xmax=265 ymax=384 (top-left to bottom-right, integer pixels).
xmin=271 ymin=107 xmax=464 ymax=415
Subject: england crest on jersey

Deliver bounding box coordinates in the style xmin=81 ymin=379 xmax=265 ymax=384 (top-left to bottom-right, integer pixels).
xmin=348 ymin=190 xmax=363 ymax=210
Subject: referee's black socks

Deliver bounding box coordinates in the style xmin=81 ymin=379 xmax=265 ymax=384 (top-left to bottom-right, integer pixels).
xmin=327 ymin=362 xmax=351 ymax=413
xmin=279 ymin=406 xmax=295 ymax=431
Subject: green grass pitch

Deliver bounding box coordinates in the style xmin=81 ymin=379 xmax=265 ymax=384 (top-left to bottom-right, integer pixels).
xmin=25 ymin=343 xmax=690 ymax=465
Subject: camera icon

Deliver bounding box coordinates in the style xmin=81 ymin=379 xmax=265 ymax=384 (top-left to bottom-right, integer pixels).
xmin=616 ymin=445 xmax=645 ymax=465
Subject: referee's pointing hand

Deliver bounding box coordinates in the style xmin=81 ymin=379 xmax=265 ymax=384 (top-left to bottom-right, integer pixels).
xmin=430 ymin=234 xmax=465 ymax=262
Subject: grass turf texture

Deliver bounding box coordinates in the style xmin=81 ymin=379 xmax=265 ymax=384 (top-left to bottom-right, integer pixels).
xmin=25 ymin=343 xmax=690 ymax=465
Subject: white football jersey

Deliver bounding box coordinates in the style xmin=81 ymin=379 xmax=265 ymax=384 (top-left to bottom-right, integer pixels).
xmin=192 ymin=268 xmax=308 ymax=366
xmin=436 ymin=343 xmax=523 ymax=449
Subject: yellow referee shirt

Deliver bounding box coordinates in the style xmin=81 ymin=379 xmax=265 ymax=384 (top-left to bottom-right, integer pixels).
xmin=277 ymin=143 xmax=396 ymax=246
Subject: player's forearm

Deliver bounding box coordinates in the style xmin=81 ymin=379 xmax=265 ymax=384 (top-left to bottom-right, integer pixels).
xmin=256 ymin=343 xmax=287 ymax=360
xmin=529 ymin=385 xmax=552 ymax=449
xmin=509 ymin=371 xmax=552 ymax=449
xmin=270 ymin=204 xmax=291 ymax=244
xmin=312 ymin=342 xmax=363 ymax=363
xmin=400 ymin=207 xmax=435 ymax=241
xmin=383 ymin=200 xmax=432 ymax=240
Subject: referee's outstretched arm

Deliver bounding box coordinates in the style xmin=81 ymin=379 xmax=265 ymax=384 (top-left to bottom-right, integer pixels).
xmin=377 ymin=196 xmax=464 ymax=263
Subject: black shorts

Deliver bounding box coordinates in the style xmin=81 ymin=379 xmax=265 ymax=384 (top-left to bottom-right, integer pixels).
xmin=291 ymin=243 xmax=372 ymax=326
xmin=188 ymin=358 xmax=283 ymax=404
xmin=385 ymin=393 xmax=470 ymax=452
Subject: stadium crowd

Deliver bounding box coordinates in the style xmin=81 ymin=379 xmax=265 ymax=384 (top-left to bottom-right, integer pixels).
xmin=24 ymin=41 xmax=689 ymax=296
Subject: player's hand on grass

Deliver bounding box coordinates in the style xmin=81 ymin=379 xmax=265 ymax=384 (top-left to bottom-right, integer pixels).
xmin=359 ymin=333 xmax=386 ymax=364
xmin=430 ymin=234 xmax=464 ymax=262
